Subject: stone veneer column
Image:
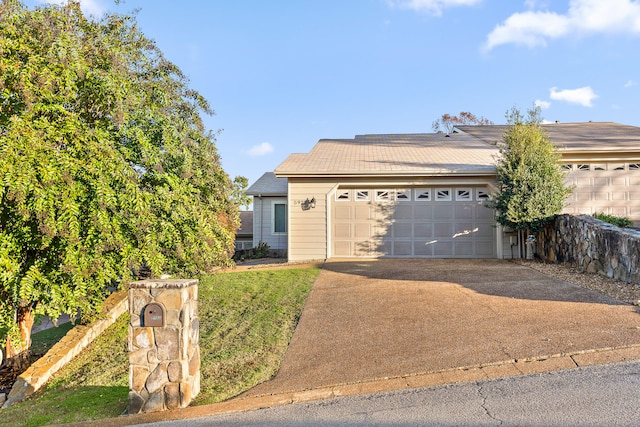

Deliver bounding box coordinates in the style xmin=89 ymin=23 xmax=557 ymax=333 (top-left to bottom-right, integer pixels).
xmin=128 ymin=279 xmax=200 ymax=414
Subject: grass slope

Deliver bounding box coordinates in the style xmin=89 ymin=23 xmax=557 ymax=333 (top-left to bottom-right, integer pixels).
xmin=1 ymin=267 xmax=320 ymax=426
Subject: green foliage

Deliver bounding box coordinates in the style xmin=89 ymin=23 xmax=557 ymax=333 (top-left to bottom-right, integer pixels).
xmin=0 ymin=1 xmax=239 ymax=346
xmin=489 ymin=106 xmax=572 ymax=232
xmin=1 ymin=268 xmax=320 ymax=425
xmin=592 ymin=212 xmax=635 ymax=228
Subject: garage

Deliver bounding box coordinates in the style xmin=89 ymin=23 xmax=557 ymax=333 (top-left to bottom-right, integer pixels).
xmin=331 ymin=186 xmax=496 ymax=258
xmin=564 ymin=162 xmax=640 ymax=220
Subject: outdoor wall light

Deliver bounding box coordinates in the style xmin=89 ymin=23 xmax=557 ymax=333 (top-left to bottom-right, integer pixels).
xmin=301 ymin=197 xmax=316 ymax=210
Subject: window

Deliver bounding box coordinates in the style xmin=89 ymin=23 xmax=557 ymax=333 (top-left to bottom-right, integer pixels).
xmin=355 ymin=190 xmax=370 ymax=201
xmin=593 ymin=164 xmax=605 ymax=171
xmin=577 ymin=164 xmax=590 ymax=171
xmin=375 ymin=190 xmax=391 ymax=201
xmin=612 ymin=164 xmax=625 ymax=171
xmin=455 ymin=188 xmax=472 ymax=201
xmin=396 ymin=189 xmax=411 ymax=201
xmin=562 ymin=164 xmax=573 ymax=171
xmin=476 ymin=189 xmax=490 ymax=201
xmin=435 ymin=188 xmax=452 ymax=201
xmin=630 ymin=163 xmax=640 ymax=170
xmin=415 ymin=188 xmax=431 ymax=201
xmin=273 ymin=203 xmax=287 ymax=233
xmin=335 ymin=190 xmax=350 ymax=201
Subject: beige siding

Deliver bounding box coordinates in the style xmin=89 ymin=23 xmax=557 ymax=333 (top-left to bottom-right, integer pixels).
xmin=287 ymin=179 xmax=338 ymax=261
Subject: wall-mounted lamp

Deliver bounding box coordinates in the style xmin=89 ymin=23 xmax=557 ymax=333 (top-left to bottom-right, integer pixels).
xmin=301 ymin=196 xmax=316 ymax=211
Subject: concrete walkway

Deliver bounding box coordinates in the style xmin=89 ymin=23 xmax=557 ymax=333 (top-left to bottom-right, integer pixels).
xmin=81 ymin=259 xmax=640 ymax=427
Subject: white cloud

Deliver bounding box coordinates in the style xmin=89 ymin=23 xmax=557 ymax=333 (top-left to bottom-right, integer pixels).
xmin=625 ymin=80 xmax=638 ymax=87
xmin=40 ymin=0 xmax=105 ymax=17
xmin=388 ymin=0 xmax=481 ymax=16
xmin=484 ymin=0 xmax=640 ymax=51
xmin=549 ymin=86 xmax=598 ymax=107
xmin=248 ymin=142 xmax=274 ymax=157
xmin=535 ymin=99 xmax=552 ymax=109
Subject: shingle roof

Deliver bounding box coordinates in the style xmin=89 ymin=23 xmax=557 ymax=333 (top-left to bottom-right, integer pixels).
xmin=246 ymin=172 xmax=288 ymax=196
xmin=456 ymin=122 xmax=640 ymax=152
xmin=237 ymin=211 xmax=253 ymax=237
xmin=275 ymin=133 xmax=497 ymax=177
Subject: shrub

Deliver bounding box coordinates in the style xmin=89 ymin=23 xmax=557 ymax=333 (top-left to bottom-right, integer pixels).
xmin=592 ymin=212 xmax=635 ymax=228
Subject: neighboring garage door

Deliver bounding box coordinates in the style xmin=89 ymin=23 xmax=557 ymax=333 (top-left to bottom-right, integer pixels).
xmin=564 ymin=162 xmax=640 ymax=221
xmin=331 ymin=187 xmax=496 ymax=258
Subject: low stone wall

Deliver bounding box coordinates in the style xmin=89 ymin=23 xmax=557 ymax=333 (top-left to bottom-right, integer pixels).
xmin=536 ymin=214 xmax=640 ymax=284
xmin=2 ymin=290 xmax=129 ymax=408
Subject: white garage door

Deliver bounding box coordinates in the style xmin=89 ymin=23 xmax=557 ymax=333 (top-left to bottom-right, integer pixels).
xmin=331 ymin=187 xmax=496 ymax=258
xmin=564 ymin=162 xmax=640 ymax=220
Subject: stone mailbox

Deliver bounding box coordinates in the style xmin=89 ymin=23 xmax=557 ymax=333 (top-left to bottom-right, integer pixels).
xmin=128 ymin=279 xmax=199 ymax=414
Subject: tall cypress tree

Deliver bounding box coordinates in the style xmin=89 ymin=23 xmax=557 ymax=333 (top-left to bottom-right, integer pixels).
xmin=489 ymin=106 xmax=572 ymax=255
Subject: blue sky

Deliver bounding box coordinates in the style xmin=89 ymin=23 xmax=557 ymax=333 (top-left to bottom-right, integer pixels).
xmin=28 ymin=0 xmax=640 ymax=186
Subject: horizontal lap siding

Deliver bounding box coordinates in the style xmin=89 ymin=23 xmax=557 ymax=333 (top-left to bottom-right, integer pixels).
xmin=252 ymin=197 xmax=288 ymax=250
xmin=288 ymin=179 xmax=338 ymax=261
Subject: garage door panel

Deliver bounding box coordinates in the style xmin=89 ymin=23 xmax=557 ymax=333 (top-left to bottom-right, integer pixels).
xmin=434 ymin=241 xmax=453 ymax=256
xmin=455 ymin=242 xmax=474 ymax=256
xmin=393 ymin=223 xmax=413 ymax=238
xmin=333 ymin=241 xmax=351 ymax=257
xmin=335 ymin=205 xmax=351 ymax=220
xmin=331 ymin=187 xmax=496 ymax=258
xmin=455 ymin=205 xmax=473 ymax=219
xmin=414 ymin=241 xmax=434 ymax=256
xmin=434 ymin=205 xmax=454 ymax=220
xmin=433 ymin=222 xmax=454 ymax=238
xmin=414 ymin=205 xmax=433 ymax=220
xmin=393 ymin=241 xmax=412 ymax=256
xmin=476 ymin=242 xmax=495 ymax=257
xmin=392 ymin=205 xmax=413 ymax=220
xmin=414 ymin=223 xmax=433 ymax=238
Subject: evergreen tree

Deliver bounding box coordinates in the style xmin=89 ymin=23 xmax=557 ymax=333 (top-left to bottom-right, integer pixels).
xmin=489 ymin=106 xmax=572 ymax=250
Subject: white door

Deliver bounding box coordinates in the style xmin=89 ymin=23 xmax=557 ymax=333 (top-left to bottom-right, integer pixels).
xmin=331 ymin=187 xmax=496 ymax=258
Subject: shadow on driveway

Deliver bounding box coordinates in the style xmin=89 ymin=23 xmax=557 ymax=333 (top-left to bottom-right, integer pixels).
xmin=245 ymin=259 xmax=640 ymax=396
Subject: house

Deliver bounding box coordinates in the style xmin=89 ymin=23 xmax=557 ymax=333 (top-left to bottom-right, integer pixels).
xmin=246 ymin=172 xmax=288 ymax=256
xmin=234 ymin=211 xmax=254 ymax=251
xmin=249 ymin=122 xmax=640 ymax=262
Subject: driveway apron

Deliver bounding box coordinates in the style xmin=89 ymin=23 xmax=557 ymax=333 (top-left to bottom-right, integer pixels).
xmin=245 ymin=259 xmax=640 ymax=396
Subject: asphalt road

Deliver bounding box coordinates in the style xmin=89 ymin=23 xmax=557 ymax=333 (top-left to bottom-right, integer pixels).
xmin=142 ymin=360 xmax=640 ymax=427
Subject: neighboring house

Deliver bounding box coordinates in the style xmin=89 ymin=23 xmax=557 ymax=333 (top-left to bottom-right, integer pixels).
xmin=246 ymin=172 xmax=288 ymax=254
xmin=251 ymin=122 xmax=640 ymax=262
xmin=235 ymin=211 xmax=254 ymax=250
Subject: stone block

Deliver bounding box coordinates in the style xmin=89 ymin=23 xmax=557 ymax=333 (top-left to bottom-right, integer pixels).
xmin=145 ymin=390 xmax=165 ymax=413
xmin=155 ymin=290 xmax=183 ymax=311
xmin=167 ymin=361 xmax=184 ymax=382
xmin=128 ymin=391 xmax=145 ymax=415
xmin=145 ymin=363 xmax=168 ymax=394
xmin=164 ymin=383 xmax=181 ymax=410
xmin=131 ymin=366 xmax=149 ymax=392
xmin=179 ymin=381 xmax=192 ymax=407
xmin=155 ymin=327 xmax=180 ymax=360
xmin=133 ymin=327 xmax=154 ymax=350
xmin=189 ymin=346 xmax=200 ymax=377
xmin=131 ymin=292 xmax=152 ymax=317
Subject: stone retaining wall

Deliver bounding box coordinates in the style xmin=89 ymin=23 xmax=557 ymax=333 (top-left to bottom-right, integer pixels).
xmin=536 ymin=214 xmax=640 ymax=284
xmin=2 ymin=290 xmax=129 ymax=408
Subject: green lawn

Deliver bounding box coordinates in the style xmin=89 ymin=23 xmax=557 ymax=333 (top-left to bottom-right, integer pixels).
xmin=1 ymin=267 xmax=320 ymax=427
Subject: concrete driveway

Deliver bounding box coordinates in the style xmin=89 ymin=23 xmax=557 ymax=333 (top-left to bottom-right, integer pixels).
xmin=246 ymin=259 xmax=640 ymax=397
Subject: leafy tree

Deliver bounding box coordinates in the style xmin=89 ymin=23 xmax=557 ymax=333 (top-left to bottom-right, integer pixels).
xmin=489 ymin=106 xmax=572 ymax=255
xmin=0 ymin=0 xmax=242 ymax=363
xmin=432 ymin=111 xmax=493 ymax=134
